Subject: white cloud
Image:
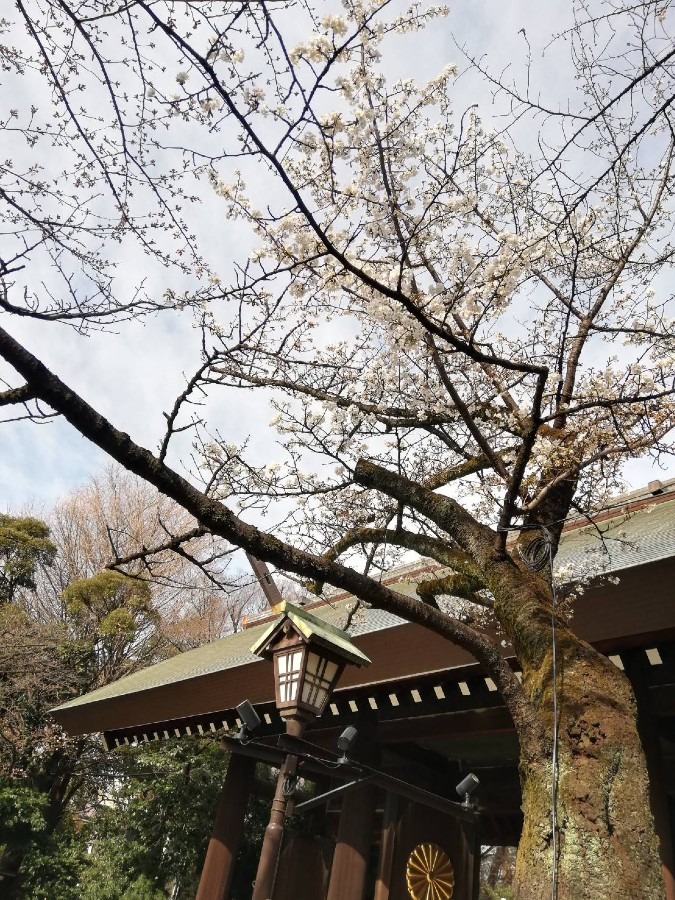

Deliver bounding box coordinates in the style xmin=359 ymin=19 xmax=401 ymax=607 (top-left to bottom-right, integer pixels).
xmin=2 ymin=0 xmax=673 ymax=514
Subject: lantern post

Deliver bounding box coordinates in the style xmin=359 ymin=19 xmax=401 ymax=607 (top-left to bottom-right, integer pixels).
xmin=249 ymin=603 xmax=371 ymax=900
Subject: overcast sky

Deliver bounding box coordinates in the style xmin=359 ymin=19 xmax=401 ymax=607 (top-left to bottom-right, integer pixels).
xmin=2 ymin=0 xmax=674 ymax=513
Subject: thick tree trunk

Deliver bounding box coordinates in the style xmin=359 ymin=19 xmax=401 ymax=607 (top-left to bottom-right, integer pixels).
xmin=513 ymin=630 xmax=664 ymax=898
xmin=464 ymin=539 xmax=668 ymax=900
xmin=351 ymin=456 xmax=666 ymax=897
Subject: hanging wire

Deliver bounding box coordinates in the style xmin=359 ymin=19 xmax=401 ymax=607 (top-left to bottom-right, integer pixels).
xmin=499 ymin=523 xmax=559 ymax=900
xmin=518 ymin=532 xmax=552 ymax=572
xmin=379 ymin=526 xmax=389 ymax=584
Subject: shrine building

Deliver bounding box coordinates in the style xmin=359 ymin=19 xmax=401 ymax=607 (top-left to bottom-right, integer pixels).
xmin=52 ymin=480 xmax=675 ymax=899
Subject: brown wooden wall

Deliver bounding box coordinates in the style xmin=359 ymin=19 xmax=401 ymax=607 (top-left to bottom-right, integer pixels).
xmin=387 ymin=802 xmax=477 ymax=900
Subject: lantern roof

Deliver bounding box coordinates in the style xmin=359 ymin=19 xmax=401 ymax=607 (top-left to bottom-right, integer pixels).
xmin=250 ymin=601 xmax=371 ymax=668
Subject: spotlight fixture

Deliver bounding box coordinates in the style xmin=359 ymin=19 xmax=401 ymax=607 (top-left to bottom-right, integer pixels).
xmin=456 ymin=772 xmax=480 ymax=807
xmin=236 ymin=699 xmax=262 ymax=742
xmin=337 ymin=725 xmax=359 ymax=763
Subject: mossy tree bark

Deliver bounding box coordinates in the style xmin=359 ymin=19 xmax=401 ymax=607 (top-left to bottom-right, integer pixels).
xmin=354 ymin=461 xmax=667 ymax=900
xmin=478 ymin=547 xmax=665 ymax=898
xmin=508 ymin=606 xmax=664 ymax=899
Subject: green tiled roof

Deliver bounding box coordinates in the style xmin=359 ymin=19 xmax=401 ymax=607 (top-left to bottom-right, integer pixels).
xmin=52 ymin=599 xmax=360 ymax=713
xmin=52 ymin=624 xmax=265 ymax=712
xmin=53 ymin=490 xmax=675 ymax=716
xmin=553 ymin=495 xmax=675 ymax=577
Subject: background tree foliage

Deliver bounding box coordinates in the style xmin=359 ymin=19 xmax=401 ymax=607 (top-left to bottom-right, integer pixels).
xmin=77 ymin=740 xmax=268 ymax=900
xmin=0 ymin=516 xmax=56 ymax=603
xmin=0 ymin=471 xmax=265 ymax=896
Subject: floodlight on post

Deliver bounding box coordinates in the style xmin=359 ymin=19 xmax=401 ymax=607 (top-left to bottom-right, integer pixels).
xmin=235 ymin=699 xmax=261 ymax=743
xmin=249 ymin=602 xmax=371 ymax=900
xmin=337 ymin=726 xmax=359 ymax=764
xmin=456 ymin=772 xmax=480 ymax=808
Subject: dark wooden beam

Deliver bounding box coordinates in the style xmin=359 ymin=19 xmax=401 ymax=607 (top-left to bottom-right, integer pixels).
xmin=195 ymin=754 xmax=255 ymax=900
xmin=373 ymin=792 xmax=399 ymax=900
xmin=625 ymin=650 xmax=675 ymax=900
xmin=297 ymin=706 xmax=515 ymax=752
xmin=378 ymin=706 xmax=515 ymax=744
xmin=383 ymin=741 xmax=462 ymax=778
xmin=326 ymin=781 xmax=377 ymax=900
xmin=649 ymin=684 xmax=675 ymax=717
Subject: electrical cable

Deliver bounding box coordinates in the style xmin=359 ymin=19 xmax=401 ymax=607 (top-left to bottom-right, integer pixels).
xmin=498 ymin=523 xmax=559 ymax=900
xmin=518 ymin=531 xmax=552 ymax=572
xmin=282 ymin=774 xmax=299 ymax=798
xmin=549 ymin=548 xmax=560 ymax=900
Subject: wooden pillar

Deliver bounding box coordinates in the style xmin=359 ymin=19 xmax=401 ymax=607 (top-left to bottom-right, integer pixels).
xmin=626 ymin=650 xmax=675 ymax=900
xmin=465 ymin=821 xmax=482 ymax=900
xmin=196 ymin=753 xmax=256 ymax=900
xmin=326 ymin=783 xmax=377 ymax=900
xmin=273 ymin=835 xmax=332 ymax=900
xmin=373 ymin=792 xmax=399 ymax=900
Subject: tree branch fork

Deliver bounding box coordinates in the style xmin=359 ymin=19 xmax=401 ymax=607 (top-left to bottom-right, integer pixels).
xmin=0 ymin=322 xmax=552 ymax=764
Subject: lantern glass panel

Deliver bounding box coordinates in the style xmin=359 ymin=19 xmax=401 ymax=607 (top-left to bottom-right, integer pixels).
xmin=275 ymin=649 xmax=304 ymax=703
xmin=302 ymin=651 xmax=339 ymax=712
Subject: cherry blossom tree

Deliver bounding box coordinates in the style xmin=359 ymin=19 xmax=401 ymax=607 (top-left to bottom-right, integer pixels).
xmin=1 ymin=1 xmax=675 ymax=896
